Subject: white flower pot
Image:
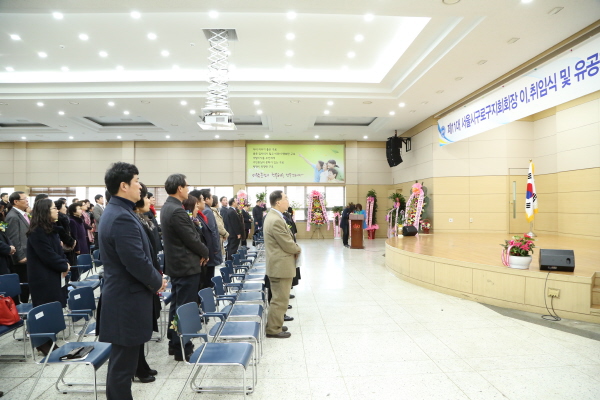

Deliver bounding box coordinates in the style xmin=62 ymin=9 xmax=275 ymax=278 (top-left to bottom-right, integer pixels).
xmin=508 ymin=255 xmax=532 ymax=270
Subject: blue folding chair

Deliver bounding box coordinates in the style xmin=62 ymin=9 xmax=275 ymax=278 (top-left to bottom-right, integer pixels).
xmin=212 ymin=276 xmax=267 ymax=311
xmin=67 ymin=287 xmax=97 ymax=338
xmin=0 ymin=303 xmax=27 ymax=361
xmin=26 ymin=302 xmax=111 ymax=400
xmin=69 ymin=254 xmax=101 ymax=291
xmin=0 ymin=273 xmax=32 ymax=318
xmin=176 ymin=302 xmax=256 ymax=397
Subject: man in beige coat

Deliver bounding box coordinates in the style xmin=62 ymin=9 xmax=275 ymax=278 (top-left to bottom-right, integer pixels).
xmin=264 ymin=190 xmax=301 ymax=338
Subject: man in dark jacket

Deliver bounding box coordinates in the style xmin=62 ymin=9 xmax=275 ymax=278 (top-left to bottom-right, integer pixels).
xmin=191 ymin=189 xmax=222 ymax=288
xmin=252 ymin=201 xmax=266 ymax=231
xmin=340 ymin=203 xmax=355 ymax=248
xmin=160 ymin=174 xmax=209 ymax=361
xmin=5 ymin=191 xmax=31 ymax=303
xmin=225 ymin=197 xmax=244 ymax=260
xmin=98 ymin=162 xmax=165 ymax=400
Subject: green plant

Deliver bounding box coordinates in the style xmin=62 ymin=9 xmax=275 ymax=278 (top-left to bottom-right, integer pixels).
xmin=256 ymin=191 xmax=266 ymax=203
xmin=289 ymin=201 xmax=303 ymax=210
xmin=331 ymin=206 xmax=343 ymax=224
xmin=388 ymin=192 xmax=406 ymax=211
xmin=366 ymin=189 xmax=378 ymax=225
xmin=501 ymin=234 xmax=536 ymax=257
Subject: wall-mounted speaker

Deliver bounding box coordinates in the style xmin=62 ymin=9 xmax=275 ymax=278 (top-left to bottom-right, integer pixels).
xmin=386 ymin=136 xmax=403 ymax=167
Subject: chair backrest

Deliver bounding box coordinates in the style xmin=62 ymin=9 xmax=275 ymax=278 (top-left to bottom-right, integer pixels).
xmin=76 ymin=254 xmax=93 ymax=274
xmin=198 ymin=288 xmax=218 ymax=313
xmin=26 ymin=302 xmax=66 ymax=348
xmin=176 ymin=302 xmax=202 ymax=346
xmin=92 ymin=250 xmax=102 ymax=267
xmin=211 ymin=276 xmax=225 ymax=296
xmin=0 ymin=273 xmax=21 ymax=298
xmin=67 ymin=287 xmax=96 ymax=322
xmin=220 ymin=265 xmax=233 ymax=284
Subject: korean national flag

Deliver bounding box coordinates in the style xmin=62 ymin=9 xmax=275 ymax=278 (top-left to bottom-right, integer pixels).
xmin=525 ymin=161 xmax=538 ymax=222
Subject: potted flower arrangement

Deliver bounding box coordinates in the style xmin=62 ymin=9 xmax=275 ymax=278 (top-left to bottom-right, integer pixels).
xmin=419 ymin=219 xmax=431 ymax=234
xmin=500 ymin=234 xmax=536 ymax=269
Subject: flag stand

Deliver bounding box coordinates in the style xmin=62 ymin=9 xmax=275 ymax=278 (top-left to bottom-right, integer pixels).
xmin=527 ymin=221 xmax=536 ymax=237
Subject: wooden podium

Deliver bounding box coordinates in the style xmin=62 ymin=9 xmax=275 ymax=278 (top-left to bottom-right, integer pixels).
xmin=350 ymin=214 xmax=364 ymax=249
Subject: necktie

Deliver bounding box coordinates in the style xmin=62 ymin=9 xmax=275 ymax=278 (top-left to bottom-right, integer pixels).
xmin=23 ymin=212 xmax=30 ymax=224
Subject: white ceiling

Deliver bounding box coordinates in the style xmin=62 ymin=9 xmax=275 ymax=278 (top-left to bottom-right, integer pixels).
xmin=0 ymin=0 xmax=598 ymax=142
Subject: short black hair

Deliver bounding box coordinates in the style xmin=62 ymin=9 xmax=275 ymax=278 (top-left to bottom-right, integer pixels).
xmin=228 ymin=197 xmax=236 ymax=206
xmin=147 ymin=192 xmax=154 ymax=199
xmin=9 ymin=191 xmax=25 ymax=205
xmin=199 ymin=188 xmax=211 ymax=201
xmin=165 ymin=173 xmax=186 ymax=195
xmin=269 ymin=190 xmax=283 ymax=207
xmin=34 ymin=193 xmax=48 ymax=203
xmin=1 ymin=192 xmax=8 ymax=198
xmin=94 ymin=194 xmax=103 ymax=202
xmin=189 ymin=189 xmax=201 ymax=199
xmin=134 ymin=182 xmax=148 ymax=210
xmin=58 ymin=197 xmax=66 ymax=202
xmin=105 ymin=162 xmax=139 ymax=196
xmin=68 ymin=202 xmax=82 ymax=216
xmin=105 ymin=190 xmax=111 ymax=203
xmin=55 ymin=199 xmax=66 ymax=211
xmin=220 ymin=196 xmax=227 ymax=202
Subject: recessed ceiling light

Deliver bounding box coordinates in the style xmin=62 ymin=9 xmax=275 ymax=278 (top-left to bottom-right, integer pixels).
xmin=421 ymin=101 xmax=429 ymax=105
xmin=254 ymin=100 xmax=260 ymax=105
xmin=123 ymin=111 xmax=130 ymax=115
xmin=215 ymin=135 xmax=220 ymax=138
xmin=172 ymin=65 xmax=180 ymax=70
xmin=548 ymin=6 xmax=564 ymax=15
xmin=354 ymin=34 xmax=364 ymax=42
xmin=161 ymin=50 xmax=170 ymax=57
xmin=363 ymin=136 xmax=368 ymax=139
xmin=79 ymin=33 xmax=89 ymax=41
xmin=477 ymin=60 xmax=487 ymax=65
xmin=389 ymin=111 xmax=395 ymax=116
xmin=208 ymin=10 xmax=219 ymax=18
xmin=443 ymin=0 xmax=461 ymax=4
xmin=147 ymin=33 xmax=157 ymax=40
xmin=166 ymin=135 xmax=171 ymax=139
xmin=257 ymin=110 xmax=263 ymax=115
xmin=364 ymin=13 xmax=374 ymax=22
xmin=69 ymin=136 xmax=74 ymax=139
xmin=264 ymin=135 xmax=269 ymax=138
xmin=314 ymin=135 xmax=319 ymax=138
xmin=363 ymin=101 xmax=372 ymax=104
xmin=58 ymin=111 xmax=64 ymax=115
xmin=521 ymin=0 xmax=533 ymax=3
xmin=69 ymin=101 xmax=79 ymax=105
xmin=38 ymin=52 xmax=48 ymax=58
xmin=37 ymin=102 xmax=44 ymax=107
xmin=290 ymin=100 xmax=300 ymax=103
xmin=130 ymin=11 xmax=141 ymax=19
xmin=287 ymin=11 xmax=297 ymax=20
xmin=52 ymin=12 xmax=64 ymax=20
xmin=21 ymin=136 xmax=26 ymax=140
xmin=285 ymin=50 xmax=294 ymax=57
xmin=116 ymin=65 xmax=124 ymax=71
xmin=399 ymin=102 xmax=406 ymax=107
xmin=0 ymin=102 xmax=8 ymax=105
xmin=190 ymin=110 xmax=196 ymax=114
xmin=5 ymin=67 xmax=14 ymax=72
xmin=436 ymin=90 xmax=444 ymax=94
xmin=286 ymin=33 xmax=295 ymax=40
xmin=117 ymin=136 xmax=122 ymax=139
xmin=10 ymin=34 xmax=21 ymax=41
xmin=347 ymin=51 xmax=356 ymax=58
xmin=61 ymin=66 xmax=69 ymax=72
xmin=507 ymin=38 xmax=520 ymax=44
xmin=455 ymin=76 xmax=463 ymax=81
xmin=108 ymin=101 xmax=115 ymax=106
xmin=180 ymin=100 xmax=188 ymax=106
xmin=324 ymin=110 xmax=330 ymax=115
xmin=327 ymin=101 xmax=334 ymax=106
xmin=141 ymin=100 xmax=150 ymax=104
xmin=99 ymin=51 xmax=108 ymax=57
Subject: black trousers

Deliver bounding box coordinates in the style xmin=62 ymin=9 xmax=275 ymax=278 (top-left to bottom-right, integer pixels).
xmin=168 ymin=273 xmax=202 ymax=356
xmin=136 ymin=344 xmax=151 ymax=377
xmin=342 ymin=227 xmax=349 ymax=246
xmin=106 ymin=343 xmax=139 ymax=400
xmin=226 ymin=236 xmax=240 ymax=261
xmin=11 ymin=263 xmax=29 ymax=304
xmin=200 ymin=266 xmax=215 ymax=290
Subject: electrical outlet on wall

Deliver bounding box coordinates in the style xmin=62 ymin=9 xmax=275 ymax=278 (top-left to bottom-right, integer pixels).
xmin=548 ymin=288 xmax=560 ymax=298
xmin=448 ymin=218 xmax=453 ymax=222
xmin=470 ymin=218 xmax=473 ymax=223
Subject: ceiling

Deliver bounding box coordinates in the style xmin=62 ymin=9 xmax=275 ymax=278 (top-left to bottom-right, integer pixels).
xmin=0 ymin=0 xmax=598 ymax=143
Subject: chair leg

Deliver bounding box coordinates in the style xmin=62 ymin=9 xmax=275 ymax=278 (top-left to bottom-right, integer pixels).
xmin=27 ymin=342 xmax=56 ymax=400
xmin=56 ymin=364 xmax=70 ymax=391
xmin=93 ymin=367 xmax=98 ymax=400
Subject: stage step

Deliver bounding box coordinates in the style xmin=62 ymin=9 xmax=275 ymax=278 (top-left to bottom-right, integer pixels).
xmin=591 ymin=305 xmax=600 ymax=316
xmin=592 ymin=287 xmax=600 ymax=306
xmin=595 ymin=275 xmax=600 ymax=287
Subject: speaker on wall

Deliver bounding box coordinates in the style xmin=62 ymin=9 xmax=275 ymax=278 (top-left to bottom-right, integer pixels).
xmin=402 ymin=226 xmax=418 ymax=236
xmin=386 ymin=135 xmax=403 ymax=167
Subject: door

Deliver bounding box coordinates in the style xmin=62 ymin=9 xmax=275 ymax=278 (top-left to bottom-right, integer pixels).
xmin=508 ymin=168 xmax=531 ymax=234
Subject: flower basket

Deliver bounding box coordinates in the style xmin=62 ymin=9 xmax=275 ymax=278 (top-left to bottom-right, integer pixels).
xmin=501 ymin=234 xmax=535 ymax=269
xmin=420 ymin=219 xmax=431 ymax=234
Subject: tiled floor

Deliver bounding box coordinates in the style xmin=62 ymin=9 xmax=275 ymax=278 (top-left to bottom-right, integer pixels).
xmin=1 ymin=238 xmax=599 ymax=399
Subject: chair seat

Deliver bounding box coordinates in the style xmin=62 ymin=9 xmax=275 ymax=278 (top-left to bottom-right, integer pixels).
xmin=16 ymin=303 xmax=33 ymax=316
xmin=240 ymin=282 xmax=263 ymax=291
xmin=160 ymin=292 xmax=173 ymax=305
xmin=0 ymin=320 xmax=24 ymax=336
xmin=69 ymin=280 xmax=101 ymax=290
xmin=40 ymin=341 xmax=111 ymax=369
xmin=209 ymin=321 xmax=261 ymax=340
xmin=237 ymin=292 xmax=263 ymax=302
xmin=189 ymin=342 xmax=253 ymax=368
xmin=222 ymin=304 xmax=263 ymax=317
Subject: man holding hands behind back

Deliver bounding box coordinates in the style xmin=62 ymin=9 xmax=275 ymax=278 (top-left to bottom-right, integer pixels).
xmin=263 ymin=190 xmax=301 ymax=339
xmin=99 ymin=162 xmax=165 ymax=400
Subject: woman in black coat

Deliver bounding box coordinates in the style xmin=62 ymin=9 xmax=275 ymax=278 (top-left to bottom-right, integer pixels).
xmin=26 ymin=199 xmax=70 ymax=354
xmin=68 ymin=202 xmax=89 ymax=281
xmin=0 ymin=210 xmax=16 ymax=276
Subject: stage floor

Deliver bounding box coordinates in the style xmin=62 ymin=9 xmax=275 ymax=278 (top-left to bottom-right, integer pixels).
xmin=386 ymin=232 xmax=599 ymax=278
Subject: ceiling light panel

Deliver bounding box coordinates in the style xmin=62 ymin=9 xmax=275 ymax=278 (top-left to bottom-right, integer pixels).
xmin=10 ymin=34 xmax=21 ymax=40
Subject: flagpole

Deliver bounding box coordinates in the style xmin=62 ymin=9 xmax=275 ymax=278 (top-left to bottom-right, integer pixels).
xmin=527 ymin=221 xmax=536 ymax=237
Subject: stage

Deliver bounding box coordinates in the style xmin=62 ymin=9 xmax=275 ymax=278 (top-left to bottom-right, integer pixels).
xmin=385 ymin=233 xmax=600 ymax=324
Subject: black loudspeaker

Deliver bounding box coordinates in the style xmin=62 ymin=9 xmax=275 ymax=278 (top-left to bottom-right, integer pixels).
xmin=539 ymin=249 xmax=575 ymax=272
xmin=386 ymin=136 xmax=403 ymax=167
xmin=402 ymin=226 xmax=418 ymax=236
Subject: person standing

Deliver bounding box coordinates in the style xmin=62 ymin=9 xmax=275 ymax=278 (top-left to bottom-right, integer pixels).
xmin=68 ymin=202 xmax=89 ymax=281
xmin=340 ymin=202 xmax=355 ymax=248
xmin=98 ymin=162 xmax=165 ymax=400
xmin=92 ymin=194 xmax=104 ymax=249
xmin=241 ymin=205 xmax=252 ymax=247
xmin=199 ymin=190 xmax=221 ymax=286
xmin=144 ymin=192 xmax=162 ymax=254
xmin=26 ymin=199 xmax=70 ymax=355
xmin=0 ymin=210 xmax=16 ymax=276
xmin=225 ymin=198 xmax=243 ymax=260
xmin=252 ymin=200 xmax=266 ymax=233
xmin=160 ymin=174 xmax=209 ymax=361
xmin=211 ymin=195 xmax=228 ymax=258
xmin=5 ymin=191 xmax=30 ymax=303
xmin=263 ymin=190 xmax=301 ymax=339
xmin=80 ymin=200 xmax=94 ymax=250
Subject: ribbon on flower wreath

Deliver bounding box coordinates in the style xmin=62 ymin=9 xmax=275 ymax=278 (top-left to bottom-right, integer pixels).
xmin=333 ymin=212 xmax=341 ymax=238
xmin=365 ymin=196 xmax=379 ymax=239
xmin=404 ymin=183 xmax=424 ymax=230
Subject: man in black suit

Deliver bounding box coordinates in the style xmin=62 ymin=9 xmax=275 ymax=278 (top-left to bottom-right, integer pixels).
xmin=340 ymin=203 xmax=355 ymax=248
xmin=225 ymin=197 xmax=244 ymax=260
xmin=252 ymin=200 xmax=266 ymax=232
xmin=219 ymin=196 xmax=229 ymax=231
xmin=161 ymin=174 xmax=209 ymax=361
xmin=98 ymin=162 xmax=165 ymax=400
xmin=5 ymin=191 xmax=31 ymax=303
